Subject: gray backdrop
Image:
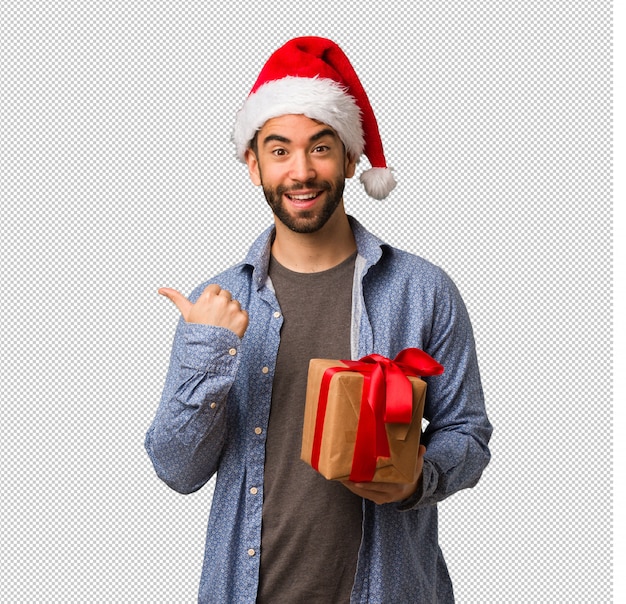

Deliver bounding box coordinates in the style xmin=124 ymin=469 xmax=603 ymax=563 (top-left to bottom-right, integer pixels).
xmin=1 ymin=1 xmax=615 ymax=602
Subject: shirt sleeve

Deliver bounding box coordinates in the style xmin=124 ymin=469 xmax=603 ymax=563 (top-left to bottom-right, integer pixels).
xmin=400 ymin=270 xmax=492 ymax=510
xmin=144 ymin=319 xmax=242 ymax=494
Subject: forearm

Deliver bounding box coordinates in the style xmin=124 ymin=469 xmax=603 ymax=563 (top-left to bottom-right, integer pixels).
xmin=145 ymin=322 xmax=242 ymax=494
xmin=414 ymin=426 xmax=491 ymax=506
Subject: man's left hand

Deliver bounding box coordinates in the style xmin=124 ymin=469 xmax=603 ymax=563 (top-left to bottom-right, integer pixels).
xmin=341 ymin=445 xmax=426 ymax=504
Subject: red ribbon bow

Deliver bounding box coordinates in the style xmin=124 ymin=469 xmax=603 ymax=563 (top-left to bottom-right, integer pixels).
xmin=311 ymin=348 xmax=444 ymax=482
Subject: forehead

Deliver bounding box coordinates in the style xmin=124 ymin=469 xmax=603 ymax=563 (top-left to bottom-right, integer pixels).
xmin=258 ymin=114 xmax=339 ymax=142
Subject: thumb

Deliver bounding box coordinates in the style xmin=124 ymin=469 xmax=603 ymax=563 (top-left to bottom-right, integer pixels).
xmin=158 ymin=287 xmax=192 ymax=320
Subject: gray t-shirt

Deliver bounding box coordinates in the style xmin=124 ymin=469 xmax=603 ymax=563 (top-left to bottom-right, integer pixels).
xmin=257 ymin=252 xmax=363 ymax=603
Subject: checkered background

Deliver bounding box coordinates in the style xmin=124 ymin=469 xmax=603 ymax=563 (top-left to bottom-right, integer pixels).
xmin=1 ymin=1 xmax=614 ymax=602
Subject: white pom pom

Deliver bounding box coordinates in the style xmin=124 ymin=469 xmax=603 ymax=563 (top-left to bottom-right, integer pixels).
xmin=359 ymin=167 xmax=397 ymax=200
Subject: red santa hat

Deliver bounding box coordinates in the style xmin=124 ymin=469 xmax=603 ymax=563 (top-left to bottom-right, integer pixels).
xmin=233 ymin=37 xmax=396 ymax=200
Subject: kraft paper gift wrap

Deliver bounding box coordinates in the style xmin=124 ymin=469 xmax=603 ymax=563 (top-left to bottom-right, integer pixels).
xmin=301 ymin=349 xmax=443 ymax=483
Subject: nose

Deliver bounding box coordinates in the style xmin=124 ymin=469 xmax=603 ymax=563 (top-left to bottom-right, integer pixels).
xmin=288 ymin=152 xmax=316 ymax=183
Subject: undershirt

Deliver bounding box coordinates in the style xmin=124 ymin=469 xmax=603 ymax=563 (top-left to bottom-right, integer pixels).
xmin=257 ymin=252 xmax=363 ymax=604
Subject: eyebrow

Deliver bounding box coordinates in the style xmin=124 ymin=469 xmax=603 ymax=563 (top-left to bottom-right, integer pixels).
xmin=261 ymin=128 xmax=338 ymax=147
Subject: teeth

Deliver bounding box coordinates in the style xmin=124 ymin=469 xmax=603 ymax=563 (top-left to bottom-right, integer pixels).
xmin=289 ymin=193 xmax=317 ymax=200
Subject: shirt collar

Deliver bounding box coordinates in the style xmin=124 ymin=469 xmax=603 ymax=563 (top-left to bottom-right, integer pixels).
xmin=239 ymin=216 xmax=387 ymax=290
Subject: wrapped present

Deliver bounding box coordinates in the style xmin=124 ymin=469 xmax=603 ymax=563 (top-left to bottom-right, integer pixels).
xmin=301 ymin=349 xmax=444 ymax=483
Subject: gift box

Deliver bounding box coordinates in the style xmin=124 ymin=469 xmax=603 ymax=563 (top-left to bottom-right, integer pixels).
xmin=300 ymin=349 xmax=444 ymax=483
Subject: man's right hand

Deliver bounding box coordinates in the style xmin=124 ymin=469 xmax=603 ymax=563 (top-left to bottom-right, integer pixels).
xmin=158 ymin=284 xmax=249 ymax=339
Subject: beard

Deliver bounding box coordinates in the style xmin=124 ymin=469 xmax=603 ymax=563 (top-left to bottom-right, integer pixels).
xmin=261 ymin=175 xmax=346 ymax=234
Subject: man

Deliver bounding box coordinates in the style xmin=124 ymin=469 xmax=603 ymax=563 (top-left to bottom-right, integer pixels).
xmin=145 ymin=37 xmax=492 ymax=603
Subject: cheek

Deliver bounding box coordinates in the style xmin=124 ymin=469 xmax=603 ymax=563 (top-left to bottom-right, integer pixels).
xmin=259 ymin=163 xmax=290 ymax=189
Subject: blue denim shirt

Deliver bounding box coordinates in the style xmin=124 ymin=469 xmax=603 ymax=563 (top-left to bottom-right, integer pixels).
xmin=145 ymin=217 xmax=492 ymax=603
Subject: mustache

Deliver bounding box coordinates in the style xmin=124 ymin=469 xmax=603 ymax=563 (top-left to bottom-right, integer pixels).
xmin=276 ymin=181 xmax=332 ymax=194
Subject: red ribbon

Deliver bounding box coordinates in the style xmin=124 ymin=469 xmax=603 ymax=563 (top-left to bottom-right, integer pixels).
xmin=310 ymin=348 xmax=444 ymax=482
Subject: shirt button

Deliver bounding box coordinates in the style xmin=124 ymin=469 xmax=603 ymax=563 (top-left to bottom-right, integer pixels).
xmin=210 ymin=402 xmax=217 ymax=409
xmin=261 ymin=366 xmax=269 ymax=374
xmin=228 ymin=348 xmax=237 ymax=356
xmin=250 ymin=487 xmax=258 ymax=495
xmin=273 ymin=311 xmax=281 ymax=318
xmin=254 ymin=427 xmax=262 ymax=435
xmin=247 ymin=548 xmax=256 ymax=557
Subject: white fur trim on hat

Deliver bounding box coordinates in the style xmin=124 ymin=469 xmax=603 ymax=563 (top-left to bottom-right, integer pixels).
xmin=233 ymin=76 xmax=364 ymax=162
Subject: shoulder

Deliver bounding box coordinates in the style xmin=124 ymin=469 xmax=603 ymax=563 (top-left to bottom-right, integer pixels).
xmin=375 ymin=244 xmax=457 ymax=293
xmin=351 ymin=216 xmax=452 ymax=286
xmin=384 ymin=245 xmax=444 ymax=274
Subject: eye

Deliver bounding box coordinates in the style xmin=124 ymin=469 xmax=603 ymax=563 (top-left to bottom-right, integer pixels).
xmin=312 ymin=145 xmax=330 ymax=153
xmin=271 ymin=148 xmax=287 ymax=156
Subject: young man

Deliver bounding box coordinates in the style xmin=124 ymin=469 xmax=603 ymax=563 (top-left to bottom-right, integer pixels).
xmin=145 ymin=37 xmax=492 ymax=603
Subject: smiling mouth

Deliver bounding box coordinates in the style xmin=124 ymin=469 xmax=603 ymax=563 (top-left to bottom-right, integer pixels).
xmin=286 ymin=191 xmax=321 ymax=201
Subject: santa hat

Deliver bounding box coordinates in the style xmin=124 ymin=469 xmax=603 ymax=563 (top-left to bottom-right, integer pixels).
xmin=233 ymin=37 xmax=396 ymax=200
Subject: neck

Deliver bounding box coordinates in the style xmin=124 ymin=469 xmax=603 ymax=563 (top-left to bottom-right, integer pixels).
xmin=271 ymin=206 xmax=356 ymax=273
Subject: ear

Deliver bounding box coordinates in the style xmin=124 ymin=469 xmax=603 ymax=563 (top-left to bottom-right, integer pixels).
xmin=344 ymin=153 xmax=357 ymax=179
xmin=244 ymin=148 xmax=262 ymax=186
